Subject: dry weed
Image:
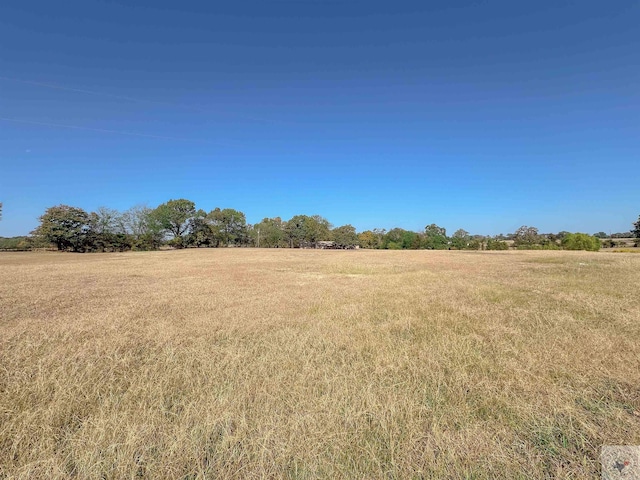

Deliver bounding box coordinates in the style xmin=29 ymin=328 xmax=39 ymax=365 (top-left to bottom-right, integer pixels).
xmin=1 ymin=249 xmax=639 ymax=478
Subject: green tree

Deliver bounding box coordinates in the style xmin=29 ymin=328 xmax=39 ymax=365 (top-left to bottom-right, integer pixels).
xmin=0 ymin=236 xmax=31 ymax=251
xmin=380 ymin=228 xmax=420 ymax=249
xmin=208 ymin=208 xmax=248 ymax=246
xmin=372 ymin=229 xmax=386 ymax=248
xmin=186 ymin=209 xmax=213 ymax=247
xmin=357 ymin=230 xmax=377 ymax=249
xmin=383 ymin=228 xmax=405 ymax=249
xmin=633 ymin=216 xmax=640 ymax=240
xmin=513 ymin=225 xmax=540 ymax=248
xmin=152 ymin=199 xmax=196 ymax=247
xmin=468 ymin=235 xmax=484 ymax=250
xmin=486 ymin=237 xmax=509 ymax=250
xmin=451 ymin=229 xmax=471 ymax=250
xmin=122 ymin=205 xmax=164 ymax=250
xmin=401 ymin=230 xmax=421 ymax=249
xmin=305 ymin=215 xmax=332 ymax=247
xmin=284 ymin=214 xmax=331 ymax=248
xmin=31 ymin=205 xmax=91 ymax=252
xmin=252 ymin=217 xmax=286 ymax=248
xmin=87 ymin=207 xmax=132 ymax=252
xmin=562 ymin=233 xmax=600 ymax=251
xmin=423 ymin=224 xmax=448 ymax=249
xmin=284 ymin=215 xmax=308 ymax=248
xmin=331 ymin=224 xmax=359 ymax=248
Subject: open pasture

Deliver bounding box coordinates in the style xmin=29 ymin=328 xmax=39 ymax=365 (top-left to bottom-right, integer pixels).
xmin=1 ymin=249 xmax=639 ymax=478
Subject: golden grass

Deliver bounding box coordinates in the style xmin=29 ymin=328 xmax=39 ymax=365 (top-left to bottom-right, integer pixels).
xmin=1 ymin=249 xmax=639 ymax=479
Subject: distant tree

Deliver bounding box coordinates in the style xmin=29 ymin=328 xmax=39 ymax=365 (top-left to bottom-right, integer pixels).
xmin=332 ymin=224 xmax=359 ymax=248
xmin=208 ymin=208 xmax=248 ymax=246
xmin=594 ymin=232 xmax=608 ymax=239
xmin=90 ymin=207 xmax=123 ymax=235
xmin=402 ymin=230 xmax=421 ymax=249
xmin=379 ymin=228 xmax=420 ymax=249
xmin=31 ymin=205 xmax=91 ymax=252
xmin=122 ymin=205 xmax=164 ymax=250
xmin=357 ymin=230 xmax=377 ymax=249
xmin=152 ymin=199 xmax=196 ymax=247
xmin=486 ymin=238 xmax=509 ymax=250
xmin=631 ymin=216 xmax=640 ymax=246
xmin=423 ymin=224 xmax=448 ymax=249
xmin=468 ymin=235 xmax=485 ymax=250
xmin=513 ymin=225 xmax=540 ymax=248
xmin=386 ymin=241 xmax=402 ymax=250
xmin=372 ymin=229 xmax=387 ymax=248
xmin=451 ymin=229 xmax=471 ymax=250
xmin=562 ymin=233 xmax=600 ymax=252
xmin=284 ymin=215 xmax=309 ymax=248
xmin=305 ymin=215 xmax=332 ymax=247
xmin=87 ymin=207 xmax=132 ymax=252
xmin=251 ymin=217 xmax=286 ymax=248
xmin=383 ymin=228 xmax=405 ymax=249
xmin=186 ymin=209 xmax=213 ymax=247
xmin=0 ymin=236 xmax=31 ymax=251
xmin=539 ymin=236 xmax=561 ymax=250
xmin=284 ymin=214 xmax=331 ymax=248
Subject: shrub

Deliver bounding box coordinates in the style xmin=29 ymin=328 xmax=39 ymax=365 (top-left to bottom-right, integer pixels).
xmin=561 ymin=233 xmax=600 ymax=252
xmin=486 ymin=238 xmax=509 ymax=250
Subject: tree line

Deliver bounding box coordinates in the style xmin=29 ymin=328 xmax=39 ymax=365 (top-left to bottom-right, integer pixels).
xmin=1 ymin=199 xmax=639 ymax=252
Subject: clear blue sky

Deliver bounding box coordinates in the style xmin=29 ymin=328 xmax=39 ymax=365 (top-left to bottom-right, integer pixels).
xmin=1 ymin=0 xmax=638 ymax=237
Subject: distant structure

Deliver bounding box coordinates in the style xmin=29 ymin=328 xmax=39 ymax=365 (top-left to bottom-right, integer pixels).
xmin=316 ymin=241 xmax=357 ymax=250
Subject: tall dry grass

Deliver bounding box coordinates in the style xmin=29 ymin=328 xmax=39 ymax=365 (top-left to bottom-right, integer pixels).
xmin=1 ymin=249 xmax=639 ymax=479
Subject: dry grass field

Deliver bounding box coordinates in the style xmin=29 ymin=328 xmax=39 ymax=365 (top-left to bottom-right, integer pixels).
xmin=1 ymin=249 xmax=639 ymax=479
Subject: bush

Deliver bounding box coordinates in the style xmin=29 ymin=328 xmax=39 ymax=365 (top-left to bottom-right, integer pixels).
xmin=0 ymin=236 xmax=31 ymax=251
xmin=561 ymin=233 xmax=600 ymax=252
xmin=486 ymin=238 xmax=509 ymax=250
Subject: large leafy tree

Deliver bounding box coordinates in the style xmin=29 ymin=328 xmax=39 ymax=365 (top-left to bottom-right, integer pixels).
xmin=304 ymin=215 xmax=331 ymax=247
xmin=284 ymin=215 xmax=309 ymax=248
xmin=384 ymin=228 xmax=421 ymax=249
xmin=383 ymin=228 xmax=405 ymax=249
xmin=513 ymin=225 xmax=540 ymax=248
xmin=562 ymin=233 xmax=600 ymax=252
xmin=332 ymin=224 xmax=358 ymax=248
xmin=633 ymin=216 xmax=640 ymax=239
xmin=357 ymin=230 xmax=377 ymax=249
xmin=284 ymin=214 xmax=331 ymax=248
xmin=152 ymin=199 xmax=196 ymax=246
xmin=122 ymin=205 xmax=164 ymax=250
xmin=402 ymin=230 xmax=421 ymax=249
xmin=451 ymin=229 xmax=471 ymax=250
xmin=187 ymin=209 xmax=214 ymax=247
xmin=252 ymin=217 xmax=286 ymax=248
xmin=208 ymin=208 xmax=247 ymax=246
xmin=423 ymin=223 xmax=448 ymax=249
xmin=31 ymin=205 xmax=91 ymax=252
xmin=87 ymin=207 xmax=132 ymax=252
